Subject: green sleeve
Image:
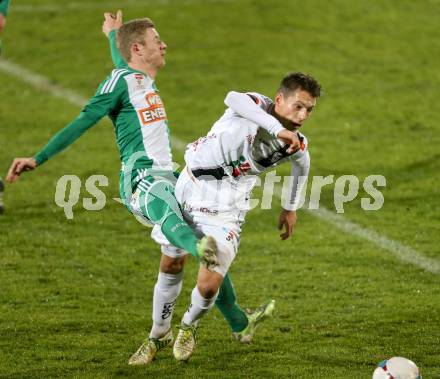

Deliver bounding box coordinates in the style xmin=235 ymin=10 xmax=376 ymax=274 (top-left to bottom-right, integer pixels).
xmin=0 ymin=0 xmax=10 ymax=16
xmin=34 ymin=77 xmax=125 ymax=166
xmin=109 ymin=29 xmax=128 ymax=69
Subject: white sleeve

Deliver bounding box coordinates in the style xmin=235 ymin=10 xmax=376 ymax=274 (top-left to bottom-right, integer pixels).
xmin=224 ymin=91 xmax=286 ymax=137
xmin=281 ymin=150 xmax=310 ymax=211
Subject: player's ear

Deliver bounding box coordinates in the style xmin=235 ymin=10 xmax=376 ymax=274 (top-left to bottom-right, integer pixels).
xmin=131 ymin=42 xmax=142 ymax=57
xmin=274 ymin=92 xmax=284 ymax=106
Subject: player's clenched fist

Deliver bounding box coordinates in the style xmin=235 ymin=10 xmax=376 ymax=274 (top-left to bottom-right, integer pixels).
xmin=6 ymin=157 xmax=37 ymax=183
xmin=277 ymin=129 xmax=301 ymax=154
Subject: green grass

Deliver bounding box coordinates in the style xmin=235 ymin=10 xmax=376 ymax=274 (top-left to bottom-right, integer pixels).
xmin=1 ymin=0 xmax=439 ymax=377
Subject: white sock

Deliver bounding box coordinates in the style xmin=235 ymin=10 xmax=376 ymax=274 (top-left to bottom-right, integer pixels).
xmin=149 ymin=271 xmax=183 ymax=339
xmin=182 ymin=286 xmax=218 ymax=326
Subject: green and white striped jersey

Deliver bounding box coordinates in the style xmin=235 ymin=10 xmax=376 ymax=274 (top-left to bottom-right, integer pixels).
xmin=102 ymin=67 xmax=173 ymax=172
xmin=34 ymin=31 xmax=173 ymax=189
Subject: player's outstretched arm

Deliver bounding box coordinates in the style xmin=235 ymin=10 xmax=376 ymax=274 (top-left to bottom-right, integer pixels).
xmin=6 ymin=157 xmax=37 ymax=183
xmin=31 ymin=112 xmax=101 ymax=167
xmin=13 ymin=75 xmax=125 ymax=172
xmin=102 ymin=10 xmax=128 ymax=69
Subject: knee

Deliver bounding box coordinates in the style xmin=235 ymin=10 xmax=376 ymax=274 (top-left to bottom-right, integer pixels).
xmin=197 ymin=277 xmax=221 ymax=299
xmin=199 ymin=287 xmax=217 ymax=299
xmin=198 ymin=285 xmax=218 ymax=299
xmin=160 ymin=255 xmax=186 ymax=274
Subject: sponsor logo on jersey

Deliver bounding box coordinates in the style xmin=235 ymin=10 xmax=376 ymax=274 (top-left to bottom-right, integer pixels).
xmin=138 ymin=92 xmax=167 ymax=125
xmin=184 ymin=203 xmax=219 ymax=216
xmin=145 ymin=92 xmax=163 ymax=107
xmin=135 ymin=74 xmax=145 ymax=89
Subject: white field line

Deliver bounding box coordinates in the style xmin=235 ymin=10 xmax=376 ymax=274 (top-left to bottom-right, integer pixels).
xmin=1 ymin=57 xmax=438 ymax=275
xmin=308 ymin=207 xmax=440 ymax=275
xmin=0 ymin=59 xmax=87 ymax=106
xmin=11 ymin=0 xmax=233 ymax=13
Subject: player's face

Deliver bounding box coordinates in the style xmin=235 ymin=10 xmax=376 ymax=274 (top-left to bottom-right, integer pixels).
xmin=142 ymin=28 xmax=167 ymax=69
xmin=274 ymin=89 xmax=316 ymax=129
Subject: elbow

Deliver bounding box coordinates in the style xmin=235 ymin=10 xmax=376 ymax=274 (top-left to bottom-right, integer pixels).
xmin=224 ymin=91 xmax=239 ymax=107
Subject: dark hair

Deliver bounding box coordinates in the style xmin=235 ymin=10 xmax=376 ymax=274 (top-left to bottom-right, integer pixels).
xmin=278 ymin=72 xmax=321 ymax=98
xmin=117 ymin=18 xmax=155 ymax=62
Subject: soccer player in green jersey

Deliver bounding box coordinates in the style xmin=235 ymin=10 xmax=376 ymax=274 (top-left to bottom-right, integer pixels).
xmin=0 ymin=0 xmax=10 ymax=55
xmin=7 ymin=16 xmax=218 ymax=267
xmin=6 ymin=11 xmax=275 ymax=365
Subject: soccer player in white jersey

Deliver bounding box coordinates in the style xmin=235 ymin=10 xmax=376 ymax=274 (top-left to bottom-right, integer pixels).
xmin=166 ymin=72 xmax=322 ymax=361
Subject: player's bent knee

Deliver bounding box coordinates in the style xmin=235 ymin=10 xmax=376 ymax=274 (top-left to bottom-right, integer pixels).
xmin=197 ymin=284 xmax=218 ymax=299
xmin=160 ymin=254 xmax=186 ymax=274
xmin=197 ymin=269 xmax=223 ymax=298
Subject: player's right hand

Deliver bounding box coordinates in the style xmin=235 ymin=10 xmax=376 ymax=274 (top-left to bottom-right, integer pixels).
xmin=102 ymin=9 xmax=123 ymax=37
xmin=6 ymin=157 xmax=37 ymax=183
xmin=277 ymin=129 xmax=301 ymax=154
xmin=278 ymin=209 xmax=297 ymax=240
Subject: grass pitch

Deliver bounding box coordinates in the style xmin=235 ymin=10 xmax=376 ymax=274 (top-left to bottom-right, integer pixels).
xmin=1 ymin=0 xmax=439 ymax=378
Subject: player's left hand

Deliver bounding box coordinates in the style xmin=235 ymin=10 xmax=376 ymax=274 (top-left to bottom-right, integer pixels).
xmin=278 ymin=209 xmax=297 ymax=240
xmin=102 ymin=9 xmax=123 ymax=37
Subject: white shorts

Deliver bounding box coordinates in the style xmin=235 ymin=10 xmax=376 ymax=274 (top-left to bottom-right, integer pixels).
xmin=150 ymin=167 xmax=243 ymax=277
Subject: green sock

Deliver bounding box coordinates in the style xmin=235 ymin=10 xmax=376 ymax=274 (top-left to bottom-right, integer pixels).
xmin=216 ymin=273 xmax=248 ymax=332
xmin=161 ymin=213 xmax=199 ymax=258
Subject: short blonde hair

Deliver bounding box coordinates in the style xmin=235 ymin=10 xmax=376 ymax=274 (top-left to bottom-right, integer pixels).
xmin=117 ymin=18 xmax=155 ymax=62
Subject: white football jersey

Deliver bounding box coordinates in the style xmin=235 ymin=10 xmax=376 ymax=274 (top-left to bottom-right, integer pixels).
xmin=183 ymin=92 xmax=310 ymax=212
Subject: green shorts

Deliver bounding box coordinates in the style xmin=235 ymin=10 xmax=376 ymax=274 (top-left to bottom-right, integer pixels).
xmin=120 ymin=168 xmax=183 ymax=226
